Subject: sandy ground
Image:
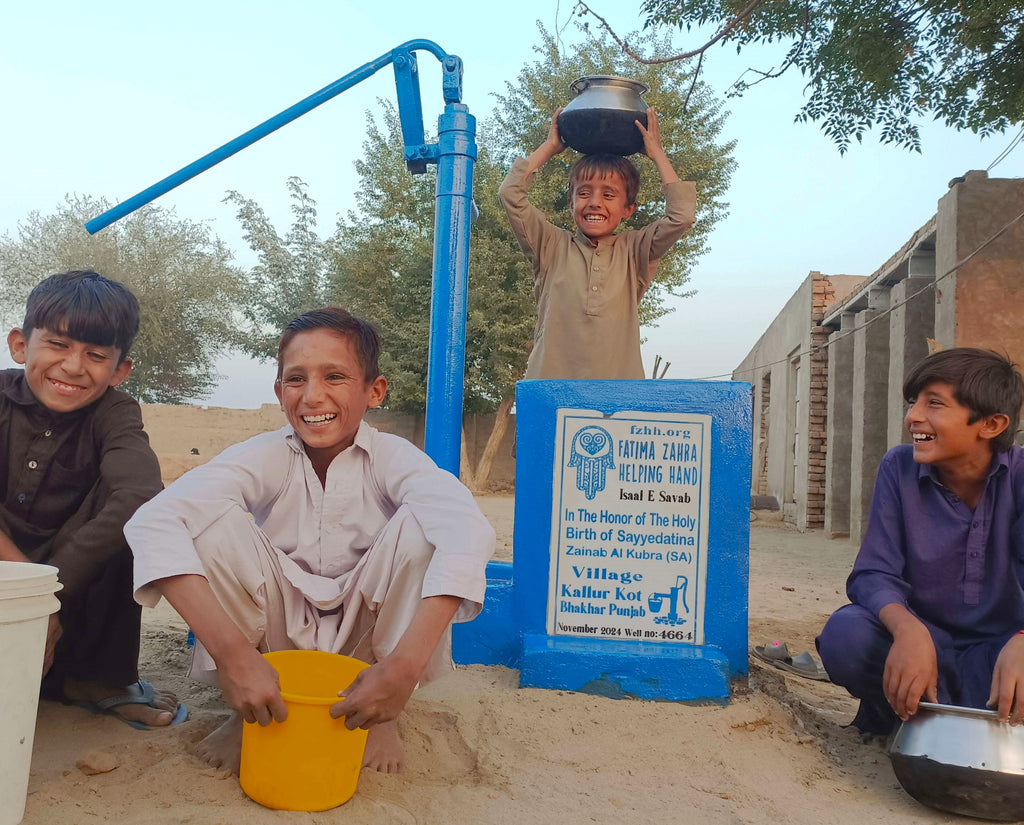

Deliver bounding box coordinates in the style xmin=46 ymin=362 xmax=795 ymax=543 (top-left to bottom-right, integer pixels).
xmin=19 ymin=500 xmax=972 ymax=825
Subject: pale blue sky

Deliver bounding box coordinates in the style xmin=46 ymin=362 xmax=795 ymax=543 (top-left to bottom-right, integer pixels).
xmin=2 ymin=0 xmax=1020 ymax=406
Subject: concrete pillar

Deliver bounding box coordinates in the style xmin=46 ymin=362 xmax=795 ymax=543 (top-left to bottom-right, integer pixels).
xmin=850 ymin=303 xmax=890 ymax=542
xmin=936 ymin=171 xmax=1024 ymax=361
xmin=825 ymin=313 xmax=855 ymax=537
xmin=886 ymin=270 xmax=936 ymax=448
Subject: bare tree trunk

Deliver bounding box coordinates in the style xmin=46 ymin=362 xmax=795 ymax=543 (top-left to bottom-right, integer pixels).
xmin=470 ymin=394 xmax=514 ymax=493
xmin=459 ymin=424 xmax=477 ymax=490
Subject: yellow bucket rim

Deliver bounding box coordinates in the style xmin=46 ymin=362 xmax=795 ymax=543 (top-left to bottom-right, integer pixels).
xmin=263 ymin=650 xmax=368 ymax=707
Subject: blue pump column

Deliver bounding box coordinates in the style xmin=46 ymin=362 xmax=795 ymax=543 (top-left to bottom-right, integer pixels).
xmin=424 ymin=103 xmax=476 ymax=473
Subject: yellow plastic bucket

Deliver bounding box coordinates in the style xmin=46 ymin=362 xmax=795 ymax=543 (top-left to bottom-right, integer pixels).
xmin=239 ymin=650 xmax=369 ymax=811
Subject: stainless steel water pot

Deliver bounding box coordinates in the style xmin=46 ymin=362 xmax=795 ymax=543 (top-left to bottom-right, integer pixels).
xmin=557 ymin=75 xmax=649 ymax=156
xmin=889 ymin=701 xmax=1024 ymax=821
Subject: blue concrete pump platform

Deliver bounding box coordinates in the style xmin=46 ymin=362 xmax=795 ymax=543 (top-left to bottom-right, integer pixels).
xmin=453 ymin=379 xmax=752 ymax=702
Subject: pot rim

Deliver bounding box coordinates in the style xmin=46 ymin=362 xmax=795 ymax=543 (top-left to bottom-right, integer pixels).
xmin=569 ymin=75 xmax=650 ymax=97
xmin=916 ymin=701 xmax=1000 ymax=721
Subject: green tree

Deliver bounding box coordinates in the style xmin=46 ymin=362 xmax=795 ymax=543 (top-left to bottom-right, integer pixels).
xmin=331 ymin=104 xmax=536 ymax=489
xmin=491 ymin=24 xmax=736 ymax=326
xmin=0 ymin=196 xmax=247 ymax=403
xmin=226 ymin=176 xmax=334 ymax=359
xmin=624 ymin=0 xmax=1024 ymax=151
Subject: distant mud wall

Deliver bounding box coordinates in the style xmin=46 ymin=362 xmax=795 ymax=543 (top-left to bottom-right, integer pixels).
xmin=141 ymin=404 xmax=516 ymax=490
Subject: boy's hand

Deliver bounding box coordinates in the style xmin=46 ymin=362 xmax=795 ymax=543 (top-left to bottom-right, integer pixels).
xmin=882 ymin=613 xmax=938 ymax=720
xmin=219 ymin=644 xmax=288 ymax=726
xmin=525 ymin=109 xmax=566 ymax=174
xmin=636 ymin=108 xmax=665 ymax=157
xmin=635 ymin=108 xmax=681 ymax=185
xmin=542 ymin=109 xmax=566 ymax=156
xmin=329 ymin=654 xmax=419 ymax=730
xmin=42 ymin=613 xmax=62 ymax=675
xmin=989 ymin=633 xmax=1024 ymax=724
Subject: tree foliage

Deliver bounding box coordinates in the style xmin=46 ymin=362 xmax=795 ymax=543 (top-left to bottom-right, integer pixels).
xmin=491 ymin=24 xmax=736 ymax=326
xmin=638 ymin=0 xmax=1024 ymax=152
xmin=0 ymin=197 xmax=247 ymax=403
xmin=226 ymin=177 xmax=333 ymax=359
xmin=330 ymin=103 xmax=536 ymax=414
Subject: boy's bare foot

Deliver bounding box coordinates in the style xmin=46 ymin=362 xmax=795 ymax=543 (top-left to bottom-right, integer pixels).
xmin=64 ymin=678 xmax=180 ymax=728
xmin=363 ymin=720 xmax=404 ymax=773
xmin=195 ymin=712 xmax=243 ymax=774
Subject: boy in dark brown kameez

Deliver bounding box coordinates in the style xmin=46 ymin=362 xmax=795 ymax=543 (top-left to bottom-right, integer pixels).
xmin=0 ymin=270 xmax=183 ymax=729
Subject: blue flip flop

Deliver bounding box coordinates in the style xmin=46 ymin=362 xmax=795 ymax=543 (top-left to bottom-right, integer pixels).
xmin=73 ymin=679 xmax=189 ymax=731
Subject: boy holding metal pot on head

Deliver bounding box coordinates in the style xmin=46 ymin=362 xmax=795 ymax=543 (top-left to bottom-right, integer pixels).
xmin=498 ymin=107 xmax=696 ymax=380
xmin=818 ymin=348 xmax=1024 ymax=734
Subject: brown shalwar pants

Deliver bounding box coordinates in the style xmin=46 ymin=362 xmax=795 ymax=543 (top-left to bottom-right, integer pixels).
xmin=188 ymin=505 xmax=452 ymax=687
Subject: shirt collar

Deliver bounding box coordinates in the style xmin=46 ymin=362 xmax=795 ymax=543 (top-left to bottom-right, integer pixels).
xmin=0 ymin=369 xmax=97 ymax=424
xmin=283 ymin=419 xmax=374 ymax=459
xmin=917 ymin=449 xmax=1010 ymax=483
xmin=573 ymin=228 xmax=606 ymax=249
xmin=2 ymin=370 xmax=39 ymax=407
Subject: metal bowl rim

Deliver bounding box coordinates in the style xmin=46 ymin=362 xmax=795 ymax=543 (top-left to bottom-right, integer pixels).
xmin=917 ymin=701 xmax=1000 ymax=721
xmin=569 ymin=75 xmax=651 ymax=97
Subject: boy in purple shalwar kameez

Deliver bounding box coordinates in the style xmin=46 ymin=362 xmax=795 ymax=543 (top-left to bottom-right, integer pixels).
xmin=818 ymin=348 xmax=1024 ymax=734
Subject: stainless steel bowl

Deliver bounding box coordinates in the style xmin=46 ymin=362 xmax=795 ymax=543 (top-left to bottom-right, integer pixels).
xmin=889 ymin=701 xmax=1024 ymax=821
xmin=557 ymin=75 xmax=649 ymax=156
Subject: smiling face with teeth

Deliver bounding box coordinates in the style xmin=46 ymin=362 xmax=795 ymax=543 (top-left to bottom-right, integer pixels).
xmin=274 ymin=329 xmax=387 ymax=477
xmin=904 ymin=381 xmax=1004 ymax=478
xmin=8 ymin=326 xmax=131 ymax=413
xmin=571 ymin=171 xmax=637 ymax=241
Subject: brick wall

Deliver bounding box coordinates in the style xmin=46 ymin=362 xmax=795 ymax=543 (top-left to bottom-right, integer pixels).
xmin=757 ymin=375 xmax=770 ymax=496
xmin=805 ymin=275 xmax=834 ymax=527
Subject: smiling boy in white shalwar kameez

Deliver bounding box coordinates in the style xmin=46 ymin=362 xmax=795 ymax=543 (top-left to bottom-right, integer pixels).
xmin=125 ymin=307 xmax=494 ymax=774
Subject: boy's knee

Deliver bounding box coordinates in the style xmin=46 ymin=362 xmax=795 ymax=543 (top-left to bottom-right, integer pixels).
xmin=818 ymin=604 xmax=891 ymax=690
xmin=192 ymin=506 xmax=258 ymax=573
xmin=388 ymin=507 xmax=434 ymax=572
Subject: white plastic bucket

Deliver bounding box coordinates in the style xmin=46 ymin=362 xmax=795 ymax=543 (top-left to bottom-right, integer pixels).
xmin=0 ymin=562 xmax=61 ymax=825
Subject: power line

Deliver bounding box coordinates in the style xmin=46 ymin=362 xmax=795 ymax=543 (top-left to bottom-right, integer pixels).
xmin=684 ymin=205 xmax=1024 ymax=381
xmin=987 ymin=127 xmax=1024 ymax=173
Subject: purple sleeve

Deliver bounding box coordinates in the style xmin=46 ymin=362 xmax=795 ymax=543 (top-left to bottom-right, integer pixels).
xmin=846 ymin=450 xmax=913 ymax=617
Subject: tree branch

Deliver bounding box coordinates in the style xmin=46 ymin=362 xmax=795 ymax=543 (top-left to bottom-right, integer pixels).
xmin=573 ymin=0 xmax=771 ymax=64
xmin=727 ymin=0 xmax=810 ymax=92
xmin=683 ymin=51 xmax=705 ymax=112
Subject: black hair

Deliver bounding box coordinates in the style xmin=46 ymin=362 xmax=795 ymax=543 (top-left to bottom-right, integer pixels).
xmin=276 ymin=307 xmax=381 ymax=384
xmin=569 ymin=153 xmax=641 ymax=206
xmin=903 ymin=347 xmax=1024 ymax=452
xmin=22 ymin=270 xmax=140 ymax=362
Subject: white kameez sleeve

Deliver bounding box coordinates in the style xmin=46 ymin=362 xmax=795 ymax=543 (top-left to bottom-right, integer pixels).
xmin=124 ymin=429 xmax=295 ymax=607
xmin=368 ymin=431 xmax=495 ymax=622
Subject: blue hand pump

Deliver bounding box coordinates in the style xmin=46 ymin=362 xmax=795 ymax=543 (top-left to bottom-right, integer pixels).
xmin=85 ymin=40 xmax=477 ymax=476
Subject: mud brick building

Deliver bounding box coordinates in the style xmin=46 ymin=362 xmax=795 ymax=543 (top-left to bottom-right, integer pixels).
xmin=734 ymin=170 xmax=1024 ymax=536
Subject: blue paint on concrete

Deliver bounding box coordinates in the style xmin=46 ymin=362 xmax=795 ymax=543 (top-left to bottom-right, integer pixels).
xmin=520 ymin=634 xmax=731 ymax=701
xmin=451 ymin=562 xmax=519 ymax=667
xmin=452 ymin=379 xmax=751 ymax=703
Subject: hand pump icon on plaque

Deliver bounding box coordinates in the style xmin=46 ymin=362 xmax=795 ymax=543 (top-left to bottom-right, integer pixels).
xmin=648 ymin=576 xmax=689 ymax=626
